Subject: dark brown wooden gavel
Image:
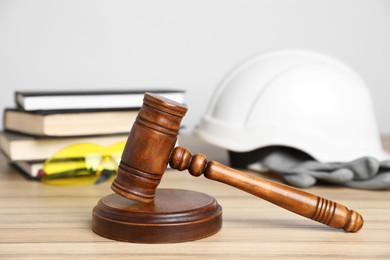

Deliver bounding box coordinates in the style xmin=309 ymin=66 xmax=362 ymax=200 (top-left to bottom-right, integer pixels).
xmin=112 ymin=92 xmax=363 ymax=232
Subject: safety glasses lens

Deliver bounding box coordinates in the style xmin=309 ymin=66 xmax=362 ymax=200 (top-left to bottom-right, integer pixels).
xmin=42 ymin=142 xmax=125 ymax=186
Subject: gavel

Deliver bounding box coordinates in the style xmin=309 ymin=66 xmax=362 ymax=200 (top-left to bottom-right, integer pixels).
xmin=111 ymin=92 xmax=364 ymax=233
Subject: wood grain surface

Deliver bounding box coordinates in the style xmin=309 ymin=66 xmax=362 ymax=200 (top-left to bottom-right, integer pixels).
xmin=0 ymin=136 xmax=389 ymax=259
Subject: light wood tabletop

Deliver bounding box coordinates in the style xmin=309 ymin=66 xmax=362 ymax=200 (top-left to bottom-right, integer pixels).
xmin=0 ymin=136 xmax=389 ymax=259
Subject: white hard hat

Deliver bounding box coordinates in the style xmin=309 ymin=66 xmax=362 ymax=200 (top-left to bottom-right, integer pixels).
xmin=195 ymin=50 xmax=389 ymax=162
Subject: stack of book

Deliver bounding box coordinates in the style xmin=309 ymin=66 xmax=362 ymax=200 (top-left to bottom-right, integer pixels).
xmin=0 ymin=90 xmax=185 ymax=178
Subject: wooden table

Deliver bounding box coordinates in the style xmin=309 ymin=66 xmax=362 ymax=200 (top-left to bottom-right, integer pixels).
xmin=0 ymin=137 xmax=389 ymax=259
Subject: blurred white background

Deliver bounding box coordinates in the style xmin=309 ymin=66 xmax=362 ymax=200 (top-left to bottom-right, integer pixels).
xmin=0 ymin=0 xmax=389 ymax=134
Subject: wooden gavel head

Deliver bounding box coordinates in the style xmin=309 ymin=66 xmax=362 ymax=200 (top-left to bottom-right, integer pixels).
xmin=111 ymin=92 xmax=187 ymax=203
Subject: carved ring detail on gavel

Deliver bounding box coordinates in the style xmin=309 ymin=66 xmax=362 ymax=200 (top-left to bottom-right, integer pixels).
xmin=111 ymin=92 xmax=364 ymax=233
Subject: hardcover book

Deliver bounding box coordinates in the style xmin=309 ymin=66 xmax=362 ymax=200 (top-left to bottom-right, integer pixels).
xmin=4 ymin=108 xmax=138 ymax=137
xmin=0 ymin=131 xmax=129 ymax=161
xmin=15 ymin=90 xmax=185 ymax=111
xmin=13 ymin=160 xmax=44 ymax=178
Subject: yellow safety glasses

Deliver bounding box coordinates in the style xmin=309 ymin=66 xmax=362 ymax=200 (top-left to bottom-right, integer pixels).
xmin=41 ymin=141 xmax=126 ymax=186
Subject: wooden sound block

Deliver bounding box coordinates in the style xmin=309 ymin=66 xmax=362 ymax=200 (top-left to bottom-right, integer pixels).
xmin=92 ymin=188 xmax=223 ymax=243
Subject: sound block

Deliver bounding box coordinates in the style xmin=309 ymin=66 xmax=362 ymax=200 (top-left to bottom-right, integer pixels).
xmin=92 ymin=188 xmax=222 ymax=243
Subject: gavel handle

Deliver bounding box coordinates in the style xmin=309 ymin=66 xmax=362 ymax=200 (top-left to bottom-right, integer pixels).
xmin=169 ymin=147 xmax=364 ymax=232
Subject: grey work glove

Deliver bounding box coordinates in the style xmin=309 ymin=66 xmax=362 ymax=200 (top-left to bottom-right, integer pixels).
xmin=247 ymin=148 xmax=390 ymax=190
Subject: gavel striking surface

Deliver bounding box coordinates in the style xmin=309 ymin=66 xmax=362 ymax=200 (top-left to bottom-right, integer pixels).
xmin=93 ymin=189 xmax=222 ymax=243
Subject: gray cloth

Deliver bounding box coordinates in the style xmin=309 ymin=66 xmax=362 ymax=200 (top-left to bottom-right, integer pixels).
xmin=247 ymin=148 xmax=390 ymax=190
